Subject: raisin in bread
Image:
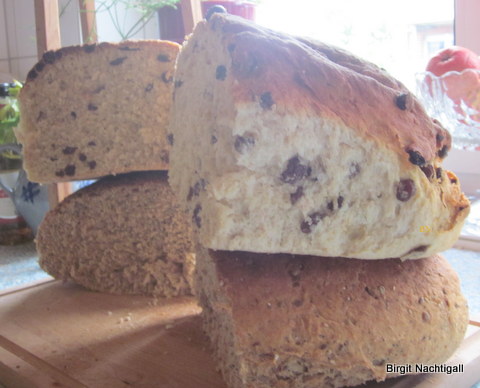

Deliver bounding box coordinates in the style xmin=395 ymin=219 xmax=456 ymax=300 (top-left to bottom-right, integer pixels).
xmin=195 ymin=247 xmax=468 ymax=388
xmin=37 ymin=171 xmax=195 ymax=297
xmin=168 ymin=14 xmax=470 ymax=259
xmin=16 ymin=40 xmax=179 ymax=183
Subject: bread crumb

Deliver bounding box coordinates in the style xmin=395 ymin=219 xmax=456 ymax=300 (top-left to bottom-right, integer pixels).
xmin=117 ymin=314 xmax=132 ymax=324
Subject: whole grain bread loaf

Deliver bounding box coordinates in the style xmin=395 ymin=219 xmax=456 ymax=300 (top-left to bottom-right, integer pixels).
xmin=168 ymin=14 xmax=470 ymax=259
xmin=16 ymin=40 xmax=179 ymax=183
xmin=195 ymin=247 xmax=469 ymax=388
xmin=37 ymin=171 xmax=194 ymax=297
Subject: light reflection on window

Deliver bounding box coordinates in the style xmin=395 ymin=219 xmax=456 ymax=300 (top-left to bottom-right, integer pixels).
xmin=255 ymin=0 xmax=454 ymax=91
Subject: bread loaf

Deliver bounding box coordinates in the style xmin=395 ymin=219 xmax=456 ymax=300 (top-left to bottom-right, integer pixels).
xmin=37 ymin=171 xmax=195 ymax=297
xmin=195 ymin=247 xmax=469 ymax=388
xmin=16 ymin=40 xmax=179 ymax=183
xmin=168 ymin=14 xmax=470 ymax=259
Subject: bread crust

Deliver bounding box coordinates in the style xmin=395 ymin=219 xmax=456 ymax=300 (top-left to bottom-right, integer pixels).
xmin=215 ymin=15 xmax=450 ymax=164
xmin=196 ymin=248 xmax=469 ymax=388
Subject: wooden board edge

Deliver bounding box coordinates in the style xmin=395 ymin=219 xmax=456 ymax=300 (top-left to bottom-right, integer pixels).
xmin=0 ymin=278 xmax=56 ymax=298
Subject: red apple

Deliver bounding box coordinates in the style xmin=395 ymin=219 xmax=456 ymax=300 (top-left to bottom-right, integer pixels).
xmin=424 ymin=46 xmax=480 ymax=127
xmin=426 ymin=46 xmax=480 ymax=76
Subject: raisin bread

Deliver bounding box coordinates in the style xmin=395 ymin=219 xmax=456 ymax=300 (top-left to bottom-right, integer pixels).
xmin=16 ymin=40 xmax=179 ymax=183
xmin=37 ymin=171 xmax=195 ymax=297
xmin=168 ymin=14 xmax=470 ymax=259
xmin=195 ymin=247 xmax=469 ymax=388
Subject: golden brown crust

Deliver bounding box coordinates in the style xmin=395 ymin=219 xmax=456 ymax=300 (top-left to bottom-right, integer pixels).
xmin=37 ymin=171 xmax=195 ymax=297
xmin=441 ymin=171 xmax=471 ymax=229
xmin=24 ymin=40 xmax=180 ymax=83
xmin=197 ymin=248 xmax=469 ymax=387
xmin=210 ymin=14 xmax=450 ymax=166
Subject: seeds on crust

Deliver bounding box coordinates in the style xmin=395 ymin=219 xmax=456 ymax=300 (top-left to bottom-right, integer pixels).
xmin=216 ymin=65 xmax=227 ymax=80
xmin=83 ymin=44 xmax=96 ymax=53
xmin=260 ymin=92 xmax=274 ymax=110
xmin=64 ymin=164 xmax=76 ymax=176
xmin=109 ymin=57 xmax=127 ymax=66
xmin=62 ymin=146 xmax=77 ymax=155
xmin=438 ymin=145 xmax=449 ymax=159
xmin=395 ymin=93 xmax=408 ymax=110
xmin=157 ymin=54 xmax=171 ymax=62
xmin=406 ymin=149 xmax=426 ymax=166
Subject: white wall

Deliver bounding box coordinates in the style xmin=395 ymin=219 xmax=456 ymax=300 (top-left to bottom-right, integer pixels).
xmin=0 ymin=0 xmax=160 ymax=83
xmin=0 ymin=0 xmax=38 ymax=82
xmin=455 ymin=0 xmax=480 ymax=54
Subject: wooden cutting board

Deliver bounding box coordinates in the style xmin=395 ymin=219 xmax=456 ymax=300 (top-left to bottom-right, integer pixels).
xmin=0 ymin=280 xmax=224 ymax=388
xmin=0 ymin=280 xmax=478 ymax=388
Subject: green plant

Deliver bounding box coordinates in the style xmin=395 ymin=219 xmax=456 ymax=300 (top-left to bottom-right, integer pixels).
xmin=0 ymin=81 xmax=22 ymax=146
xmin=88 ymin=0 xmax=181 ymax=41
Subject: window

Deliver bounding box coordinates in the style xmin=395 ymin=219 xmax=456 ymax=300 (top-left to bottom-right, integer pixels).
xmin=255 ymin=0 xmax=454 ymax=90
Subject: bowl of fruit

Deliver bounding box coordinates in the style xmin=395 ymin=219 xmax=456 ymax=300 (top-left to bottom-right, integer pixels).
xmin=416 ymin=46 xmax=480 ymax=150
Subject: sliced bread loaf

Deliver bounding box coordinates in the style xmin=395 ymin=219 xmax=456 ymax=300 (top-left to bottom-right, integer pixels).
xmin=168 ymin=14 xmax=470 ymax=259
xmin=16 ymin=40 xmax=179 ymax=183
xmin=195 ymin=247 xmax=469 ymax=388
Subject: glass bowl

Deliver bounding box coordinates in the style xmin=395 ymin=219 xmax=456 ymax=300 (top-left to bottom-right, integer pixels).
xmin=416 ymin=69 xmax=480 ymax=150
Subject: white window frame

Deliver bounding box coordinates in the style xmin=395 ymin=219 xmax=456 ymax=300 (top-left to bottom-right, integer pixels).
xmin=452 ymin=0 xmax=480 ymax=250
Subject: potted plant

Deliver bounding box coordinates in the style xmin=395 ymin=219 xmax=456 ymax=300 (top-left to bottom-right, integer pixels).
xmin=0 ymin=81 xmax=35 ymax=245
xmin=0 ymin=81 xmax=22 ymax=171
xmin=79 ymin=0 xmax=182 ymax=41
xmin=158 ymin=0 xmax=259 ymax=43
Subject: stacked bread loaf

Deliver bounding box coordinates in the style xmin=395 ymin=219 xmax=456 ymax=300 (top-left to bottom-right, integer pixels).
xmin=16 ymin=40 xmax=195 ymax=297
xmin=168 ymin=13 xmax=471 ymax=387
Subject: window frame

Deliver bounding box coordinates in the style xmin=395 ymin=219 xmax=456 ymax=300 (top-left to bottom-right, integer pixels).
xmin=452 ymin=0 xmax=480 ymax=250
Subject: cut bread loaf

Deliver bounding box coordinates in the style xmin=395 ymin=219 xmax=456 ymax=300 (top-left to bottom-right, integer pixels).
xmin=37 ymin=171 xmax=195 ymax=297
xmin=195 ymin=247 xmax=469 ymax=388
xmin=16 ymin=40 xmax=179 ymax=183
xmin=168 ymin=14 xmax=470 ymax=259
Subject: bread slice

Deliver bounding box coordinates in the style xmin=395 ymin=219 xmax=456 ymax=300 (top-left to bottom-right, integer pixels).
xmin=16 ymin=40 xmax=179 ymax=183
xmin=168 ymin=14 xmax=470 ymax=259
xmin=37 ymin=171 xmax=194 ymax=297
xmin=195 ymin=247 xmax=469 ymax=388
